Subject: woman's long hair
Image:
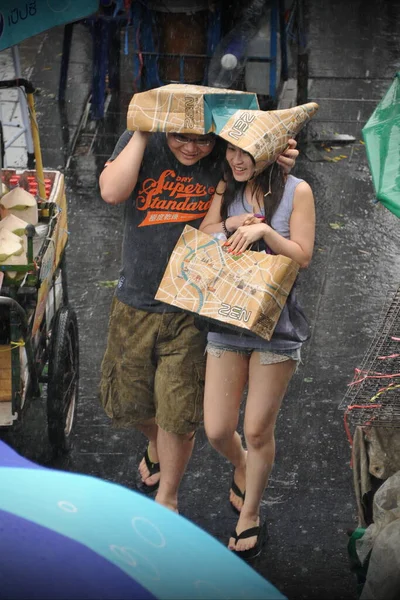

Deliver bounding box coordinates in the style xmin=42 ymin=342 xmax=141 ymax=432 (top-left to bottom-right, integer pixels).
xmin=220 ymin=156 xmax=285 ymax=225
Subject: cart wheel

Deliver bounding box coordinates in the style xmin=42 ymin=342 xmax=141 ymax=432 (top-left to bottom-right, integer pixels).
xmin=47 ymin=305 xmax=79 ymax=454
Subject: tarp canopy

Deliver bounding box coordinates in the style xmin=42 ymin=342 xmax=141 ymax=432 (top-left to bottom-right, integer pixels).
xmin=362 ymin=72 xmax=400 ymax=219
xmin=0 ymin=0 xmax=99 ymax=51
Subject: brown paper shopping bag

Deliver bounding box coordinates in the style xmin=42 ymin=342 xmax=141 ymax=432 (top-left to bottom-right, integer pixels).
xmin=217 ymin=102 xmax=319 ymax=174
xmin=155 ymin=225 xmax=299 ymax=340
xmin=127 ymin=84 xmax=259 ymax=134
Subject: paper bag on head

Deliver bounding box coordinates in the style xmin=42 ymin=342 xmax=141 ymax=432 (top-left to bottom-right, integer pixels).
xmin=217 ymin=102 xmax=319 ymax=174
xmin=127 ymin=84 xmax=259 ymax=134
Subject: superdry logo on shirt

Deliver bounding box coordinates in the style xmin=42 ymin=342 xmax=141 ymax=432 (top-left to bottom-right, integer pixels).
xmin=136 ymin=169 xmax=215 ymax=227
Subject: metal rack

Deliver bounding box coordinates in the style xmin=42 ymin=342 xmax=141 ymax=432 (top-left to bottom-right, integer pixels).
xmin=339 ymin=285 xmax=400 ymax=427
xmin=0 ymin=45 xmax=35 ymax=168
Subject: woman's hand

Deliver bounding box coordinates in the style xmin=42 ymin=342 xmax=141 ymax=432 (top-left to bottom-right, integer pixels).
xmin=276 ymin=138 xmax=298 ymax=174
xmin=226 ymin=213 xmax=258 ymax=232
xmin=224 ymin=223 xmax=268 ymax=254
xmin=243 ymin=214 xmax=265 ymax=226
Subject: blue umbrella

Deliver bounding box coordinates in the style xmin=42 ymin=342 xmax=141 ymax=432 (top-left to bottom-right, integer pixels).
xmin=0 ymin=440 xmax=286 ymax=600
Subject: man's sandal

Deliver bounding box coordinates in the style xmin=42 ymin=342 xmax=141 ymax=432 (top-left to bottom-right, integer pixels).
xmin=230 ymin=521 xmax=268 ymax=561
xmin=230 ymin=477 xmax=246 ymax=515
xmin=137 ymin=447 xmax=160 ymax=495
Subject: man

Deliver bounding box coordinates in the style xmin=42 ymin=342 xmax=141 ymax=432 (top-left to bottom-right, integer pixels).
xmin=99 ymin=129 xmax=298 ymax=512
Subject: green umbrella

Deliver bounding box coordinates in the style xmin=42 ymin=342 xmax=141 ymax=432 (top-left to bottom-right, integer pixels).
xmin=362 ymin=72 xmax=400 ymax=219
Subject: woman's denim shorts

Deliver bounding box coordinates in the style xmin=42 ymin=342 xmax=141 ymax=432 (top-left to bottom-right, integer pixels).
xmin=206 ymin=341 xmax=301 ymax=365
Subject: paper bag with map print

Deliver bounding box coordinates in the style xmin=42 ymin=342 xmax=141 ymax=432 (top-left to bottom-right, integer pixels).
xmin=217 ymin=102 xmax=319 ymax=175
xmin=155 ymin=225 xmax=300 ymax=341
xmin=127 ymin=84 xmax=259 ymax=134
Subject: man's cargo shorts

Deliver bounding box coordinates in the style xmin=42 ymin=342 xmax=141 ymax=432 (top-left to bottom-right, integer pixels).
xmin=99 ymin=296 xmax=206 ymax=435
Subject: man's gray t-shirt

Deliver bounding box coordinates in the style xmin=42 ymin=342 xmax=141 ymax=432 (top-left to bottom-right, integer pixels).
xmin=108 ymin=131 xmax=223 ymax=312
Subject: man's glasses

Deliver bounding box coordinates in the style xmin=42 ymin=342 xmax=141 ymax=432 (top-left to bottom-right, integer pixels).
xmin=171 ymin=133 xmax=215 ymax=147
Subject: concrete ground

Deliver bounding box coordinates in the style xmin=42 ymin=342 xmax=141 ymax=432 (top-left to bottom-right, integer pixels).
xmin=1 ymin=1 xmax=400 ymax=598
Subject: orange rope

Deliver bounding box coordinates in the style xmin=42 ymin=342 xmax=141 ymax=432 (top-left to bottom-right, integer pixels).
xmin=348 ymin=371 xmax=400 ymax=385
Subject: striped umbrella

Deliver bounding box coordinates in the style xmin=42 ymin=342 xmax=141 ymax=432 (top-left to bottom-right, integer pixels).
xmin=0 ymin=440 xmax=286 ymax=600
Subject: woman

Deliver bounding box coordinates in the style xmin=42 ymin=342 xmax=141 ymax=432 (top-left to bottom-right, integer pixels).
xmin=199 ymin=141 xmax=315 ymax=560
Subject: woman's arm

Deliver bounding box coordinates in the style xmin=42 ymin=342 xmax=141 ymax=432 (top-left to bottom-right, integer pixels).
xmin=225 ymin=181 xmax=315 ymax=268
xmin=99 ymin=131 xmax=151 ymax=205
xmin=199 ymin=183 xmax=226 ymax=234
xmin=200 ymin=181 xmax=261 ymax=235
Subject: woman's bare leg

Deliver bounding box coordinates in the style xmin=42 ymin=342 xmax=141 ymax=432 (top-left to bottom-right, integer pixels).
xmin=204 ymin=350 xmax=248 ymax=510
xmin=229 ymin=355 xmax=296 ymax=552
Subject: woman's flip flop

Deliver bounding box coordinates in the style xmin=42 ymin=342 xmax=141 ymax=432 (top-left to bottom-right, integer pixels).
xmin=230 ymin=521 xmax=268 ymax=561
xmin=230 ymin=477 xmax=246 ymax=515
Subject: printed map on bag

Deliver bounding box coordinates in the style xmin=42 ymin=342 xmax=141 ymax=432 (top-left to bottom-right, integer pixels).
xmin=155 ymin=226 xmax=299 ymax=340
xmin=127 ymin=84 xmax=258 ymax=134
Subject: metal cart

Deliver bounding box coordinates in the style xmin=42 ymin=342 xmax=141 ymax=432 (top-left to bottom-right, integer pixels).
xmin=0 ymin=78 xmax=79 ymax=455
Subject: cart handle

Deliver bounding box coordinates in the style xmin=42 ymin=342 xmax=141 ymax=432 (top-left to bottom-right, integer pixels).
xmin=0 ymin=78 xmax=45 ymax=200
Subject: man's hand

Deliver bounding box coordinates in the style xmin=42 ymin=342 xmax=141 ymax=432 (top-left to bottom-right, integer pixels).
xmin=100 ymin=130 xmax=151 ymax=205
xmin=276 ymin=138 xmax=298 ymax=174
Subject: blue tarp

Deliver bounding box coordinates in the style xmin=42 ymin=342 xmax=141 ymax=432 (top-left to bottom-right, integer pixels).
xmin=0 ymin=1 xmax=99 ymax=51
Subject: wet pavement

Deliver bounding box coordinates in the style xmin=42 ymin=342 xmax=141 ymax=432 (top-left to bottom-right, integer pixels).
xmin=1 ymin=2 xmax=400 ymax=599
